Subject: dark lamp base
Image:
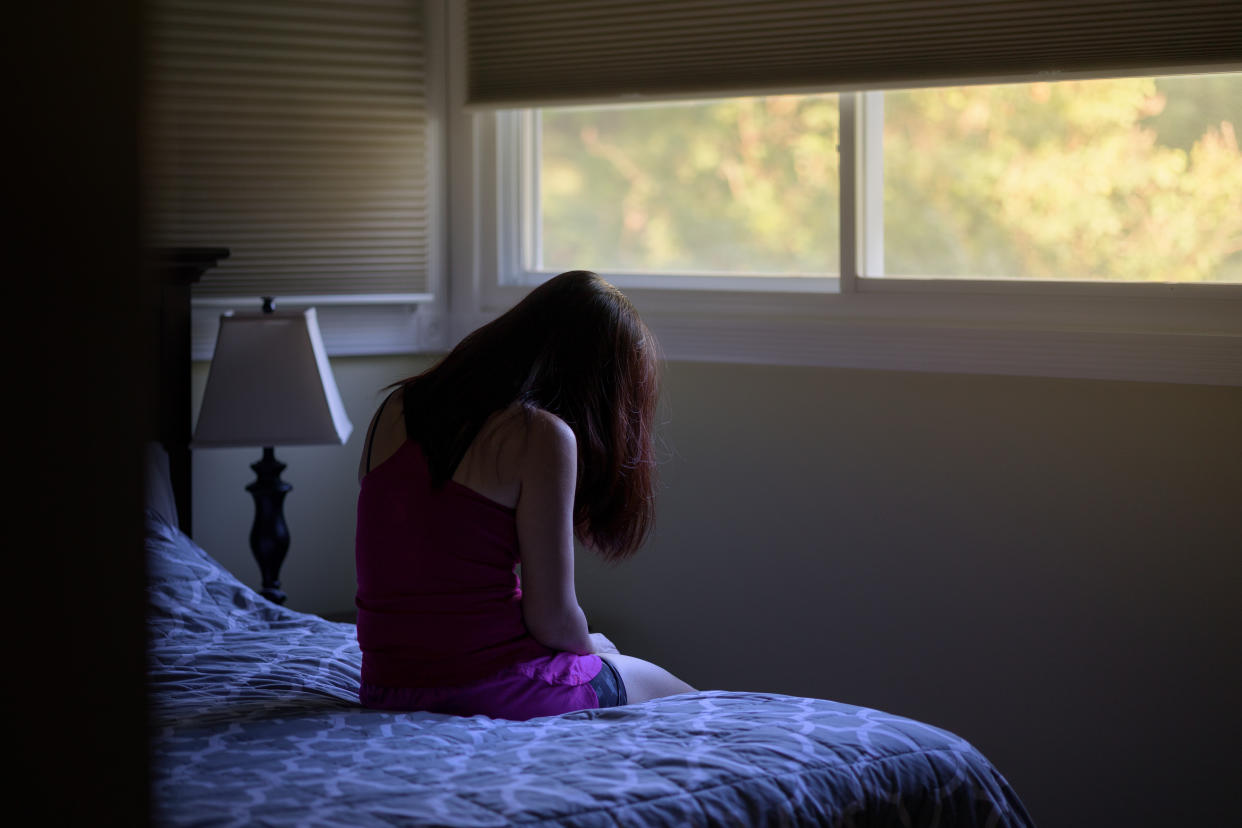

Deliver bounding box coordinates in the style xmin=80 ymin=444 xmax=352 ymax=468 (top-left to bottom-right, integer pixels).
xmin=247 ymin=446 xmax=292 ymax=605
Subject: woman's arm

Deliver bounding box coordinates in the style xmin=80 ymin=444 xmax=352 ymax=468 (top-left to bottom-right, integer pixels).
xmin=515 ymin=409 xmax=596 ymax=655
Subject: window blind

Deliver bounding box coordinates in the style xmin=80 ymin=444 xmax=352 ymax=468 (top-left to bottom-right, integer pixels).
xmin=148 ymin=0 xmax=432 ymax=300
xmin=466 ymin=0 xmax=1242 ymax=107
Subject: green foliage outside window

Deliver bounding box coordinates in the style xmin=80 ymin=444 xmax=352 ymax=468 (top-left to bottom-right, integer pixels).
xmin=885 ymin=75 xmax=1242 ymax=281
xmin=539 ymin=74 xmax=1242 ymax=282
xmin=540 ymin=95 xmax=839 ymax=274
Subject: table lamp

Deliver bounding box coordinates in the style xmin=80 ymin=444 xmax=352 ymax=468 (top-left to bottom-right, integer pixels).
xmin=192 ymin=297 xmax=353 ymax=604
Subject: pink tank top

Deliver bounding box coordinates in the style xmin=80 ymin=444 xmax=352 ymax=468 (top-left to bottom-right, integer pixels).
xmin=355 ymin=440 xmax=587 ymax=690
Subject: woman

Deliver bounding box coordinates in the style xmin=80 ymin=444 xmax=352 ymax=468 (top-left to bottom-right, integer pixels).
xmin=355 ymin=270 xmax=694 ymax=720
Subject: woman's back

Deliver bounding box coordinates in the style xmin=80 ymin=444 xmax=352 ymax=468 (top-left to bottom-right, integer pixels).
xmin=359 ymin=388 xmax=525 ymax=508
xmin=355 ymin=395 xmax=553 ymax=687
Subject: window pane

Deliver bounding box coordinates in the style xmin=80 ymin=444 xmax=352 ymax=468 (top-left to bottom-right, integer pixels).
xmin=883 ymin=74 xmax=1242 ymax=282
xmin=538 ymin=95 xmax=839 ymax=276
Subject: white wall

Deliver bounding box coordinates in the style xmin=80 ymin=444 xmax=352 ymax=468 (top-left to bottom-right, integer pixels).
xmin=192 ymin=356 xmax=1242 ymax=827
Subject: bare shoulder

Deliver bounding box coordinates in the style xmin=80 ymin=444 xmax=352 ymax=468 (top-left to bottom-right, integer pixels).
xmin=523 ymin=408 xmax=576 ymax=464
xmin=515 ymin=408 xmax=577 ymax=496
xmin=456 ymin=405 xmax=575 ymax=507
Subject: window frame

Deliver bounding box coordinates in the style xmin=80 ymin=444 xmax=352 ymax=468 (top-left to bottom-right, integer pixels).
xmin=451 ymin=71 xmax=1242 ymax=385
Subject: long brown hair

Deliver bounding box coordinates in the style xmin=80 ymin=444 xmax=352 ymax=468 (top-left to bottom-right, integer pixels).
xmin=396 ymin=270 xmax=660 ymax=561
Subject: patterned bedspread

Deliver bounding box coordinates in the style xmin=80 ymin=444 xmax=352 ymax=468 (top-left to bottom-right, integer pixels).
xmin=147 ymin=514 xmax=1033 ymax=827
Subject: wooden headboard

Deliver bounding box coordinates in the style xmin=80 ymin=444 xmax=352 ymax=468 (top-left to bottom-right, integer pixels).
xmin=155 ymin=247 xmax=229 ymax=535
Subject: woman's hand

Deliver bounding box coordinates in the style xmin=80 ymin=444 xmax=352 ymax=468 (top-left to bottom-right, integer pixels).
xmin=589 ymin=632 xmax=620 ymax=654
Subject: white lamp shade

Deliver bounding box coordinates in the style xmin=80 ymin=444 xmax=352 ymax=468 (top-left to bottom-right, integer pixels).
xmin=192 ymin=308 xmax=353 ymax=448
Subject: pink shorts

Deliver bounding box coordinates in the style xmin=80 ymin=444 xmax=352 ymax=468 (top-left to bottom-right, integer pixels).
xmin=360 ymin=652 xmax=605 ymax=721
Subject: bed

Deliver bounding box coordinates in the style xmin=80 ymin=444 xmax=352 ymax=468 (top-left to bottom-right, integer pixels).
xmin=149 ymin=261 xmax=1033 ymax=826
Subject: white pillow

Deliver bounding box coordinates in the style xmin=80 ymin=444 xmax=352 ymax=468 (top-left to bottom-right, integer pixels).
xmin=144 ymin=441 xmax=180 ymax=531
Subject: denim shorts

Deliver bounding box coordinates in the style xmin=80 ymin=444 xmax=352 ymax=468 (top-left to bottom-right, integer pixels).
xmin=588 ymin=656 xmax=628 ymax=708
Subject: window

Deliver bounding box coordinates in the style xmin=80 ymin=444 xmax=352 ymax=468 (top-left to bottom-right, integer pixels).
xmin=450 ymin=1 xmax=1242 ymax=384
xmin=516 ymin=74 xmax=1242 ymax=288
xmin=457 ymin=75 xmax=1242 ymax=385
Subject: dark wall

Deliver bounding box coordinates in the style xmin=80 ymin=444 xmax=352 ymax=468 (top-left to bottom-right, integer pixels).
xmin=577 ymin=362 xmax=1242 ymax=827
xmin=11 ymin=1 xmax=150 ymax=823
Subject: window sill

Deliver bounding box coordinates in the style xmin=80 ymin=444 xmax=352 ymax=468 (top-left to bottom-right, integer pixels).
xmin=640 ymin=309 xmax=1241 ymax=386
xmin=468 ymin=279 xmax=1242 ymax=386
